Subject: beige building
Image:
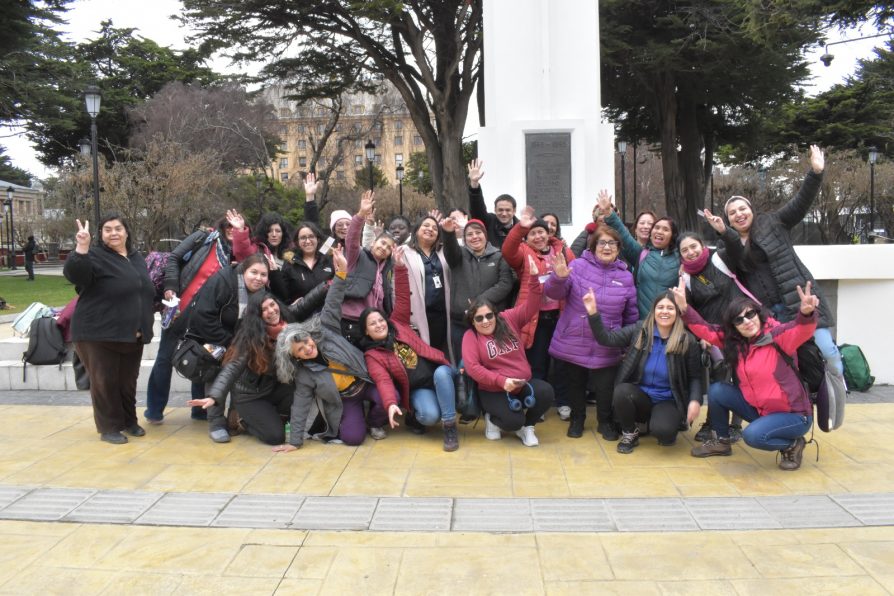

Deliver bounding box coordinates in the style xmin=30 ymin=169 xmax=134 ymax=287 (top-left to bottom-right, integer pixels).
xmin=262 ymin=85 xmax=425 ymax=188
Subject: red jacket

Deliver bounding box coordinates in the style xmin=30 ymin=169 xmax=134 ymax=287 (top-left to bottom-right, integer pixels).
xmin=683 ymin=308 xmax=817 ymax=416
xmin=364 ymin=265 xmax=450 ymax=411
xmin=462 ymin=273 xmax=542 ymax=393
xmin=502 ymin=222 xmax=574 ymax=348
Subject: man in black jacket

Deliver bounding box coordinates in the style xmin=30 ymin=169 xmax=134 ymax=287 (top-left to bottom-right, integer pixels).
xmin=467 ymin=159 xmax=519 ymax=249
xmin=23 ymin=235 xmax=36 ymax=280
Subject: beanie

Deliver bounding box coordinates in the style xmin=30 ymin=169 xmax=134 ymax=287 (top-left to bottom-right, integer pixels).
xmin=329 ymin=210 xmax=352 ymax=231
xmin=464 ymin=219 xmax=487 ymax=239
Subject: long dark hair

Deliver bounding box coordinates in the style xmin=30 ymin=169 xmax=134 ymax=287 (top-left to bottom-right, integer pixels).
xmin=464 ymin=297 xmax=517 ymax=350
xmin=357 ymin=306 xmax=396 ymax=351
xmin=653 ymin=216 xmax=679 ymax=250
xmin=408 ymin=216 xmax=442 ymax=252
xmin=225 ymin=291 xmax=294 ymax=373
xmin=540 ymin=212 xmax=562 ymax=239
xmin=96 ymin=212 xmax=134 ymax=253
xmin=720 ymin=297 xmax=768 ymax=377
xmin=252 ymin=212 xmax=293 ymax=259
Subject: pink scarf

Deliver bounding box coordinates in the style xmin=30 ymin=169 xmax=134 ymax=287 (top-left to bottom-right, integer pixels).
xmin=681 ymin=247 xmax=710 ymax=275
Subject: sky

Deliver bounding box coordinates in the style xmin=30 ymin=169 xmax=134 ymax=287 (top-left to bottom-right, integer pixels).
xmin=2 ymin=0 xmax=890 ymax=182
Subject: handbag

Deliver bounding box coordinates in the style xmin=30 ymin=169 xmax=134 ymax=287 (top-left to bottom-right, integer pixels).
xmin=455 ymin=365 xmax=481 ymax=421
xmin=173 ymin=336 xmax=222 ymax=384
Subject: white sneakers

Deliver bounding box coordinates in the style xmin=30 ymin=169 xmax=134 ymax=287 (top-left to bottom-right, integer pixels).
xmin=484 ymin=413 xmax=502 ymax=440
xmin=557 ymin=406 xmax=571 ymax=421
xmin=515 ymin=425 xmax=539 ymax=447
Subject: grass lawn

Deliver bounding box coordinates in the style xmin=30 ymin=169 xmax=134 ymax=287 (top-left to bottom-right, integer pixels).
xmin=0 ymin=275 xmax=77 ymax=314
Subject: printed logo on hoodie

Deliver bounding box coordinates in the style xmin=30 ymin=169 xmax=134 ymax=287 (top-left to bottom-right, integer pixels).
xmin=486 ymin=337 xmax=521 ymax=359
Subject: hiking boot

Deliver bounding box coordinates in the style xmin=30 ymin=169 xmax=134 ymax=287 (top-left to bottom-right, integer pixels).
xmin=557 ymin=405 xmax=571 ymax=421
xmin=442 ymin=420 xmax=459 ymax=452
xmin=369 ymin=426 xmax=387 ymax=440
xmin=617 ymin=429 xmax=639 ymax=454
xmin=100 ymin=432 xmax=128 ymax=445
xmin=694 ymin=421 xmax=712 ymax=442
xmin=484 ymin=413 xmax=502 ymax=440
xmin=728 ymin=423 xmax=743 ymax=444
xmin=691 ymin=436 xmax=732 ymax=458
xmin=515 ymin=425 xmax=540 ymax=447
xmin=566 ymin=415 xmax=585 ymax=438
xmin=597 ymin=421 xmax=620 ymax=442
xmin=779 ymin=436 xmax=806 ymax=471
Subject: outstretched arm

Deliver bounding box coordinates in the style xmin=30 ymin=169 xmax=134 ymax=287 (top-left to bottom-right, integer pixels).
xmin=777 ymin=145 xmax=824 ymax=229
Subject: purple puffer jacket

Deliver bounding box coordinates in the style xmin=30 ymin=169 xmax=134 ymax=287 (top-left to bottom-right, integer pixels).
xmin=544 ymin=250 xmax=638 ymax=369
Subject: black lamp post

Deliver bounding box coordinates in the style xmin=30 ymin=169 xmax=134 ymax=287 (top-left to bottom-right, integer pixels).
xmin=4 ymin=186 xmax=15 ymax=270
xmin=617 ymin=140 xmax=627 ymax=223
xmin=868 ymin=146 xmax=878 ymax=238
xmin=396 ymin=163 xmax=405 ymax=216
xmin=84 ymin=85 xmax=102 ymax=225
xmin=364 ymin=139 xmax=376 ymax=191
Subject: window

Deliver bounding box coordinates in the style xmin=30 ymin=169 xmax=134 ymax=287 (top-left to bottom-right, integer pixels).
xmin=373 ymin=137 xmax=381 ymax=147
xmin=279 ymin=108 xmax=291 ymax=118
xmin=352 ymin=123 xmax=361 ymax=133
xmin=299 ymin=156 xmax=307 ymax=167
xmin=414 ymin=135 xmax=423 ymax=146
xmin=395 ymin=120 xmax=404 ymax=131
xmin=355 ymin=155 xmax=363 ymax=164
xmin=336 ymin=170 xmax=346 ymax=181
xmin=374 ymin=153 xmax=382 ymax=164
xmin=394 ymin=136 xmax=403 ymax=146
xmin=318 ymin=157 xmax=326 ymax=168
xmin=316 ymin=123 xmax=325 ymax=135
xmin=279 ymin=157 xmax=288 ymax=169
xmin=298 ymin=139 xmax=307 ymax=150
xmin=297 ymin=124 xmax=306 ymax=134
xmin=280 ymin=172 xmax=289 ymax=181
xmin=278 ymin=142 xmax=287 ymax=152
xmin=352 ymin=104 xmax=363 ymax=114
xmin=354 ymin=139 xmax=362 ymax=149
xmin=395 ymin=153 xmax=403 ymax=164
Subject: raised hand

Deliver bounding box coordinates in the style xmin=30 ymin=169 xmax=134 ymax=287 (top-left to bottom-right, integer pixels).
xmin=582 ymin=287 xmax=598 ymax=315
xmin=440 ymin=217 xmax=457 ymax=234
xmin=358 ymin=190 xmax=375 ymax=219
xmin=264 ymin=252 xmax=278 ymax=272
xmin=467 ymin=159 xmax=485 ymax=188
xmin=75 ymin=219 xmax=91 ymax=254
xmin=304 ymin=172 xmax=323 ymax=198
xmin=519 ymin=205 xmax=537 ymax=228
xmin=553 ymin=251 xmax=570 ymax=278
xmin=596 ymin=189 xmax=613 ymax=214
xmin=387 ymin=404 xmax=402 ymax=429
xmin=669 ymin=276 xmax=689 ymax=314
xmin=331 ymin=246 xmax=347 ymax=273
xmin=428 ymin=209 xmax=443 ymax=224
xmin=452 ymin=211 xmax=468 ymax=230
xmin=527 ymin=254 xmax=540 ymax=276
xmin=809 ymin=144 xmax=824 ymax=174
xmin=226 ymin=209 xmax=245 ymax=230
xmin=797 ymin=281 xmax=819 ymax=315
xmin=702 ymin=208 xmax=726 ymax=234
xmin=391 ymin=245 xmax=406 ymax=268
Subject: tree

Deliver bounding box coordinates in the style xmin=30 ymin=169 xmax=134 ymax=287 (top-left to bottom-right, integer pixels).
xmin=404 ymin=142 xmax=476 ymax=199
xmin=0 ymin=147 xmax=33 ymax=186
xmin=353 ymin=164 xmax=389 ymax=191
xmin=599 ymin=1 xmax=886 ymax=232
xmin=180 ymin=0 xmax=482 ymax=214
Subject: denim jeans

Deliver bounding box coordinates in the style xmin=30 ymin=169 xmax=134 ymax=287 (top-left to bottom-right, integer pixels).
xmin=410 ymin=365 xmax=457 ymax=425
xmin=144 ymin=326 xmax=209 ymax=421
xmin=707 ymin=382 xmax=812 ymax=451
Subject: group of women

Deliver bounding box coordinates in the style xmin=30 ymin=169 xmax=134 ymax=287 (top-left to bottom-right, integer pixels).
xmin=64 ymin=147 xmax=834 ymax=471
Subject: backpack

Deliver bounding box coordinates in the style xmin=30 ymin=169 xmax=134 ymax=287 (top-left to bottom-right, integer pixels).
xmin=839 ymin=343 xmax=874 ymax=392
xmin=22 ymin=316 xmax=67 ymax=381
xmin=145 ymin=251 xmax=170 ymax=313
xmin=772 ymin=339 xmax=845 ymax=433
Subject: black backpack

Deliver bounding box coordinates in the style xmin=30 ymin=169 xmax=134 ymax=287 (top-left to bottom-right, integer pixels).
xmin=22 ymin=316 xmax=66 ymax=381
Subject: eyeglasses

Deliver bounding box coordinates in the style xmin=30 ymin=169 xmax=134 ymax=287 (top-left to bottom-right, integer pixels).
xmin=733 ymin=309 xmax=759 ymax=326
xmin=596 ymin=240 xmax=619 ymax=248
xmin=473 ymin=312 xmax=495 ymax=323
xmin=297 ymin=235 xmax=317 ymax=242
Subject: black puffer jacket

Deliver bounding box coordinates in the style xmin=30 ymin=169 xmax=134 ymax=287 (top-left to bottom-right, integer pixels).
xmin=588 ymin=315 xmax=703 ymax=421
xmin=684 ymin=228 xmax=746 ymax=325
xmin=272 ymin=252 xmax=334 ymax=304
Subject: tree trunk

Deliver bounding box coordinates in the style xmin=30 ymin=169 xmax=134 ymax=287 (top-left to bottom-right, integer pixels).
xmin=652 ymin=74 xmax=684 ymax=225
xmin=676 ymin=96 xmax=706 ymax=233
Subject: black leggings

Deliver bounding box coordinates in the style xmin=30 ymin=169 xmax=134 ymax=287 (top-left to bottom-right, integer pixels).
xmin=233 ymin=383 xmax=294 ymax=445
xmin=612 ymin=382 xmax=680 ymax=444
xmin=478 ymin=378 xmax=553 ymax=431
xmin=563 ymin=361 xmax=617 ymax=422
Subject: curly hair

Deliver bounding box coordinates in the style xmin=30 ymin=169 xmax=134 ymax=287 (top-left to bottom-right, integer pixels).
xmin=252 ymin=211 xmax=293 ymax=260
xmin=225 ymin=291 xmax=293 ymax=374
xmin=274 ymin=319 xmax=323 ymax=383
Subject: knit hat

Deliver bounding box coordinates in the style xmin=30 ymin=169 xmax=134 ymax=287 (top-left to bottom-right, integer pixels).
xmin=329 ymin=210 xmax=352 ymax=231
xmin=585 ymin=222 xmax=599 ymax=234
xmin=528 ymin=219 xmax=549 ymax=235
xmin=464 ymin=218 xmax=487 ymax=239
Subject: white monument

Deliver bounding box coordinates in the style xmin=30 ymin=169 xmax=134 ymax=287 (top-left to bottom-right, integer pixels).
xmin=477 ymin=0 xmax=615 ymax=236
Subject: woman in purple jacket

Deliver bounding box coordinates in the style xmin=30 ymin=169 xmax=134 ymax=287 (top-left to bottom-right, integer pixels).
xmin=545 ymin=225 xmax=638 ymax=440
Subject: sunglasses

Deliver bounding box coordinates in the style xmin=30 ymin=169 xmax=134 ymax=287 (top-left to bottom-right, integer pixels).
xmin=473 ymin=312 xmax=495 ymax=323
xmin=733 ymin=309 xmax=759 ymax=326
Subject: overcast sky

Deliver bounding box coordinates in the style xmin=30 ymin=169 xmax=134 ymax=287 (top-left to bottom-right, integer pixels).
xmin=2 ymin=0 xmax=888 ymax=181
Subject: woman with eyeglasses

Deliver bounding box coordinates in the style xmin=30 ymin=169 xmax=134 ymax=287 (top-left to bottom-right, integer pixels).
xmin=544 ymin=225 xmax=638 ymax=441
xmin=272 ymin=221 xmax=334 ymax=309
xmin=671 ymin=280 xmax=819 ymax=471
xmin=462 ymin=256 xmax=554 ymax=447
xmin=721 ymin=145 xmax=841 ymax=376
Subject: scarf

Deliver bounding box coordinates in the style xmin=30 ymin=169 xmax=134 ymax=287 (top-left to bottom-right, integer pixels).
xmin=266 ymin=319 xmax=286 ymax=340
xmin=359 ymin=326 xmax=396 ymax=353
xmin=681 ymin=247 xmax=710 ymax=275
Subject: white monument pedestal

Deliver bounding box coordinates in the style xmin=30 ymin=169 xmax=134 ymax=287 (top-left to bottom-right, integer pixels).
xmin=477 ymin=0 xmax=614 ymax=237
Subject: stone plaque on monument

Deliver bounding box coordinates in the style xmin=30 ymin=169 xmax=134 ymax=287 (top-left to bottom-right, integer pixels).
xmin=525 ymin=133 xmax=572 ymax=223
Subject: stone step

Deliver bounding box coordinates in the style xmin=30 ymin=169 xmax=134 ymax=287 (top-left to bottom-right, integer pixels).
xmin=0 ymin=360 xmax=193 ymax=392
xmin=0 ymin=337 xmax=161 ymax=361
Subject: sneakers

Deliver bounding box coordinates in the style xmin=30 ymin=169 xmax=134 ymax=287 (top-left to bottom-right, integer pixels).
xmin=209 ymin=428 xmax=231 ymax=443
xmin=100 ymin=432 xmax=127 ymax=445
xmin=617 ymin=429 xmax=639 ymax=454
xmin=557 ymin=406 xmax=571 ymax=421
xmin=597 ymin=421 xmax=620 ymax=442
xmin=484 ymin=413 xmax=502 ymax=440
xmin=442 ymin=420 xmax=459 ymax=452
xmin=691 ymin=436 xmax=732 ymax=458
xmin=694 ymin=421 xmax=712 ymax=442
xmin=124 ymin=424 xmax=146 ymax=437
xmin=368 ymin=426 xmax=387 ymax=440
xmin=566 ymin=416 xmax=585 ymax=438
xmin=779 ymin=436 xmax=806 ymax=471
xmin=729 ymin=423 xmax=743 ymax=444
xmin=515 ymin=425 xmax=540 ymax=447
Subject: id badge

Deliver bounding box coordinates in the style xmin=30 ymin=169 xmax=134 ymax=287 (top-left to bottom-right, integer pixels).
xmin=432 ymin=274 xmax=442 ymax=289
xmin=319 ymin=237 xmax=335 ymax=255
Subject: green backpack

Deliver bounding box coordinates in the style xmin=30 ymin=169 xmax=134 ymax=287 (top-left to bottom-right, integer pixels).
xmin=839 ymin=344 xmax=874 ymax=392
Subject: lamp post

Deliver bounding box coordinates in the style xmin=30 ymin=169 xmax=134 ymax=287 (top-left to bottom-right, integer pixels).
xmin=632 ymin=142 xmax=638 ymax=220
xmin=84 ymin=85 xmax=102 ymax=225
xmin=364 ymin=139 xmax=376 ymax=192
xmin=868 ymin=146 xmax=878 ymax=238
xmin=5 ymin=187 xmax=15 ymax=270
xmin=396 ymin=164 xmax=405 ymax=216
xmin=617 ymin=140 xmax=627 ymax=223
xmin=79 ymin=138 xmax=90 ymax=157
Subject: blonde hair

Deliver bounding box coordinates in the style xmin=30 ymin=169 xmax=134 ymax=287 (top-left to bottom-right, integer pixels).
xmin=633 ymin=293 xmax=690 ymax=355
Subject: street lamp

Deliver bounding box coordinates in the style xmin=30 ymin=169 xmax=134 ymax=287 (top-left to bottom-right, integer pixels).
xmin=4 ymin=186 xmax=15 ymax=270
xmin=617 ymin=140 xmax=627 ymax=223
xmin=868 ymin=146 xmax=878 ymax=238
xmin=84 ymin=85 xmax=102 ymax=226
xmin=364 ymin=139 xmax=376 ymax=192
xmin=396 ymin=164 xmax=405 ymax=216
xmin=79 ymin=138 xmax=90 ymax=156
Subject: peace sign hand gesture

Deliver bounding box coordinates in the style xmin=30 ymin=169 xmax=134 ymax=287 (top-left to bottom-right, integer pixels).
xmin=702 ymin=208 xmax=726 ymax=234
xmin=75 ymin=219 xmax=91 ymax=254
xmin=797 ymin=281 xmax=820 ymax=315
